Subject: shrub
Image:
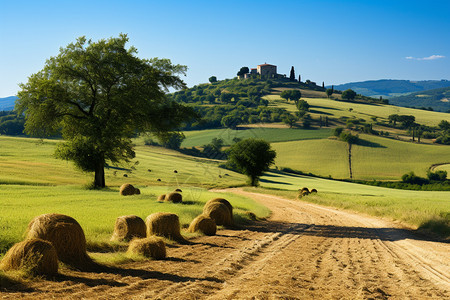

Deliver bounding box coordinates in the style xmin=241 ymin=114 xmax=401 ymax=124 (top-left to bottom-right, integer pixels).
xmin=427 ymin=170 xmax=447 ymax=181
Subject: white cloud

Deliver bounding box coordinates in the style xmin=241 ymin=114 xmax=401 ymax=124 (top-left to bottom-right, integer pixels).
xmin=405 ymin=55 xmax=445 ymax=61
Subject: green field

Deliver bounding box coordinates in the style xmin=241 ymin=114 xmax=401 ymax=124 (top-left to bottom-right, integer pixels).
xmin=181 ymin=128 xmax=332 ymax=147
xmin=0 ymin=185 xmax=270 ymax=256
xmin=272 ymin=134 xmax=450 ymax=180
xmin=264 ymin=94 xmax=450 ymax=126
xmin=256 ymin=171 xmax=450 ymax=236
xmin=0 ymin=136 xmax=245 ymax=188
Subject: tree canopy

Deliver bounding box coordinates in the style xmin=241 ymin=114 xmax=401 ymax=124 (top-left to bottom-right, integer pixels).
xmin=342 ymin=89 xmax=357 ymax=101
xmin=227 ymin=138 xmax=276 ymax=186
xmin=16 ymin=34 xmax=196 ymax=188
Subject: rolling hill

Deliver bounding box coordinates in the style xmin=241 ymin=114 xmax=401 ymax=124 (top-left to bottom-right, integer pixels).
xmin=0 ymin=96 xmax=17 ymax=111
xmin=388 ymin=86 xmax=450 ymax=112
xmin=331 ymin=79 xmax=450 ymax=99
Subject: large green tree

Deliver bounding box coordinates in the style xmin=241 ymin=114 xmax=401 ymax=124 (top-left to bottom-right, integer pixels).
xmin=342 ymin=89 xmax=357 ymax=101
xmin=227 ymin=138 xmax=276 ymax=186
xmin=16 ymin=35 xmax=195 ymax=188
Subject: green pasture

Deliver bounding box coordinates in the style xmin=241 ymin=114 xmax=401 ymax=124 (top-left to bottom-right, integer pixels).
xmin=0 ymin=136 xmax=245 ymax=188
xmin=181 ymin=128 xmax=331 ymax=147
xmin=272 ymin=134 xmax=450 ymax=180
xmin=264 ymin=94 xmax=450 ymax=126
xmin=0 ymin=185 xmax=270 ymax=256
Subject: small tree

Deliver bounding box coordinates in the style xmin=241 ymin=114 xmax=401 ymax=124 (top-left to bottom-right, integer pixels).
xmin=427 ymin=170 xmax=447 ymax=181
xmin=209 ymin=76 xmax=217 ymax=83
xmin=342 ymin=89 xmax=357 ymax=101
xmin=227 ymin=138 xmax=276 ymax=186
xmin=280 ymin=90 xmax=291 ymax=102
xmin=158 ymin=132 xmax=185 ymax=150
xmin=297 ymin=100 xmax=309 ymax=112
xmin=283 ymin=113 xmax=298 ymax=128
xmin=290 ymin=90 xmax=301 ymax=105
xmin=237 ymin=67 xmax=249 ymax=77
xmin=326 ymin=88 xmax=333 ymax=98
xmin=289 ymin=66 xmax=295 ymax=81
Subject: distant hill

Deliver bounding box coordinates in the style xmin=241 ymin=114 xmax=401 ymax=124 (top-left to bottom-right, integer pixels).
xmin=0 ymin=96 xmax=17 ymax=111
xmin=389 ymin=87 xmax=450 ymax=112
xmin=331 ymin=79 xmax=450 ymax=98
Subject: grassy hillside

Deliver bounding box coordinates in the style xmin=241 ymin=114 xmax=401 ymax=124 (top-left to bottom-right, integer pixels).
xmin=181 ymin=127 xmax=331 ymax=147
xmin=0 ymin=136 xmax=245 ymax=187
xmin=272 ymin=134 xmax=450 ymax=180
xmin=264 ymin=94 xmax=450 ymax=126
xmin=332 ymin=79 xmax=450 ymax=98
xmin=389 ymin=86 xmax=450 ymax=112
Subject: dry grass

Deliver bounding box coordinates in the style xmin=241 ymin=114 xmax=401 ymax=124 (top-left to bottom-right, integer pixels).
xmin=111 ymin=215 xmax=146 ymax=242
xmin=0 ymin=238 xmax=58 ymax=276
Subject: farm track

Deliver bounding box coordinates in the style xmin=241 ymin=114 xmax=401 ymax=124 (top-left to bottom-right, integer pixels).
xmin=2 ymin=188 xmax=448 ymax=299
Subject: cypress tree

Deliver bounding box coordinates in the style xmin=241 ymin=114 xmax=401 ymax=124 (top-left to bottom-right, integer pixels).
xmin=290 ymin=66 xmax=295 ymax=81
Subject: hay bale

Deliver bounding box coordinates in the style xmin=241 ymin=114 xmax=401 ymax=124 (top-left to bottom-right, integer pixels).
xmin=120 ymin=183 xmax=135 ymax=196
xmin=0 ymin=238 xmax=58 ymax=276
xmin=310 ymin=188 xmax=317 ymax=193
xmin=111 ymin=215 xmax=146 ymax=242
xmin=206 ymin=198 xmax=233 ymax=218
xmin=127 ymin=237 xmax=166 ymax=260
xmin=134 ymin=188 xmax=141 ymax=195
xmin=188 ymin=215 xmax=216 ymax=236
xmin=203 ymin=202 xmax=233 ymax=227
xmin=165 ymin=192 xmax=182 ymax=203
xmin=145 ymin=213 xmax=185 ymax=242
xmin=26 ymin=213 xmax=92 ymax=269
xmin=301 ymin=189 xmax=310 ymax=196
xmin=157 ymin=194 xmax=166 ymax=201
xmin=300 ymin=187 xmax=309 ymax=193
xmin=174 ymin=188 xmax=182 ymax=192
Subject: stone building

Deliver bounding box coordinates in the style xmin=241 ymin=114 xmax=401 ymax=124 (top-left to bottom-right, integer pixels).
xmin=257 ymin=63 xmax=277 ymax=77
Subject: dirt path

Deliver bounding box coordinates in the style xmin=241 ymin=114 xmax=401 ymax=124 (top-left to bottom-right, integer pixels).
xmin=2 ymin=188 xmax=449 ymax=299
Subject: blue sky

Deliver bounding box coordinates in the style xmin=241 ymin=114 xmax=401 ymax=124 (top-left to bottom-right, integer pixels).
xmin=0 ymin=0 xmax=449 ymax=97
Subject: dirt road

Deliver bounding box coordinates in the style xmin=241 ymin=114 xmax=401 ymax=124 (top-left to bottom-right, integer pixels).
xmin=2 ymin=188 xmax=449 ymax=299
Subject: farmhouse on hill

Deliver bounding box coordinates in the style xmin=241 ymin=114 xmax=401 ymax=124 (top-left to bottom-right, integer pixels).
xmin=242 ymin=63 xmax=280 ymax=79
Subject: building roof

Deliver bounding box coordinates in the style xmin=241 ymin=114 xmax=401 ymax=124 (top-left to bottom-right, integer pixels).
xmin=257 ymin=63 xmax=276 ymax=67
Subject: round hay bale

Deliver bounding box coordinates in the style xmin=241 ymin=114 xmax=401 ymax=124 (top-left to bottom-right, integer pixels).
xmin=0 ymin=238 xmax=58 ymax=276
xmin=26 ymin=213 xmax=92 ymax=269
xmin=174 ymin=188 xmax=182 ymax=192
xmin=123 ymin=174 xmax=128 ymax=177
xmin=127 ymin=237 xmax=166 ymax=260
xmin=188 ymin=215 xmax=216 ymax=236
xmin=165 ymin=192 xmax=182 ymax=203
xmin=300 ymin=187 xmax=309 ymax=193
xmin=134 ymin=188 xmax=141 ymax=195
xmin=203 ymin=202 xmax=233 ymax=227
xmin=310 ymin=188 xmax=318 ymax=193
xmin=120 ymin=183 xmax=135 ymax=196
xmin=111 ymin=215 xmax=146 ymax=242
xmin=157 ymin=194 xmax=166 ymax=201
xmin=301 ymin=189 xmax=310 ymax=196
xmin=157 ymin=178 xmax=161 ymax=182
xmin=145 ymin=213 xmax=185 ymax=242
xmin=206 ymin=198 xmax=233 ymax=218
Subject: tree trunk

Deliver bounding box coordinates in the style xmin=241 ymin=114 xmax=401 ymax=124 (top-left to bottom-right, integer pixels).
xmin=250 ymin=175 xmax=259 ymax=187
xmin=348 ymin=143 xmax=353 ymax=180
xmin=94 ymin=160 xmax=106 ymax=188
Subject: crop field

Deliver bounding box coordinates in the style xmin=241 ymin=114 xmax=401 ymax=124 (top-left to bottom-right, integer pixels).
xmin=271 ymin=134 xmax=450 ymax=180
xmin=181 ymin=127 xmax=331 ymax=147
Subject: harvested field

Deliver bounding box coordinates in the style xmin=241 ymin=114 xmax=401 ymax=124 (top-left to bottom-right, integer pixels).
xmin=1 ymin=188 xmax=448 ymax=299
